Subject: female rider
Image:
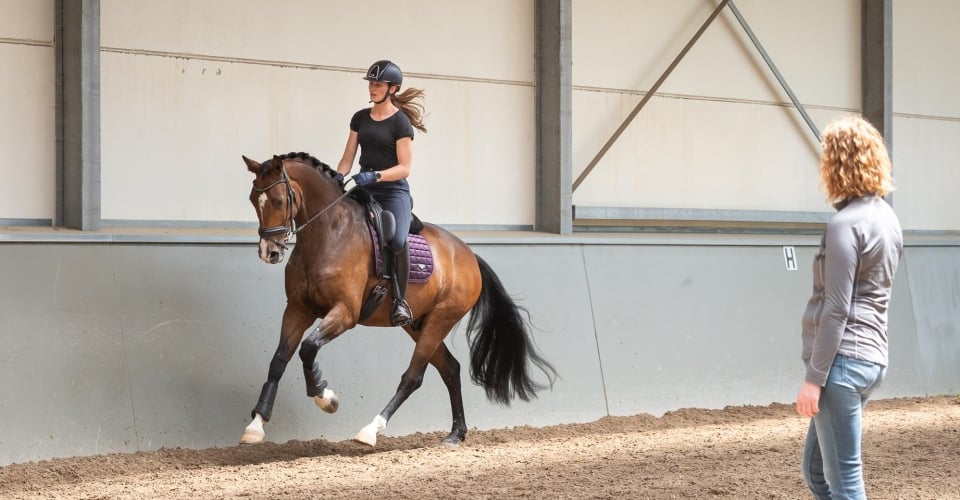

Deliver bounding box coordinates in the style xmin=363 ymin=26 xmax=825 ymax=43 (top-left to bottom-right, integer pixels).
xmin=336 ymin=60 xmax=427 ymax=326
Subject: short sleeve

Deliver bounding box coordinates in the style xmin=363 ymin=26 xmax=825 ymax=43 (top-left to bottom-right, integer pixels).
xmin=392 ymin=112 xmax=415 ymax=141
xmin=349 ymin=109 xmax=365 ymax=132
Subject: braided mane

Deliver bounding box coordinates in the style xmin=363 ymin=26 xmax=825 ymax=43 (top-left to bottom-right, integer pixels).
xmin=263 ymin=151 xmax=338 ymax=181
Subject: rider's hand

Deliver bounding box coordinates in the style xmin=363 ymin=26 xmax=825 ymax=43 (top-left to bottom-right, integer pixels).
xmin=333 ymin=172 xmax=345 ymax=187
xmin=352 ymin=171 xmax=378 ymax=186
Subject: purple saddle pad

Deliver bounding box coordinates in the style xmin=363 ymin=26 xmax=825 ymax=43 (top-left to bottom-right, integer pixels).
xmin=367 ymin=223 xmax=434 ymax=283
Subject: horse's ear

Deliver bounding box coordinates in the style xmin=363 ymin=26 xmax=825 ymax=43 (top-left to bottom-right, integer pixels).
xmin=242 ymin=155 xmax=260 ymax=174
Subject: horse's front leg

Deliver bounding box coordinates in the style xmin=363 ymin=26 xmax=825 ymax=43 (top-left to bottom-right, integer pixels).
xmin=298 ymin=304 xmax=353 ymax=413
xmin=240 ymin=305 xmax=315 ymax=444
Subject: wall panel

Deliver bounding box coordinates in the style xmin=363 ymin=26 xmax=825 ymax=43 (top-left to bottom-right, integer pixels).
xmin=2 ymin=238 xmax=955 ymax=466
xmin=0 ymin=0 xmax=55 ymax=220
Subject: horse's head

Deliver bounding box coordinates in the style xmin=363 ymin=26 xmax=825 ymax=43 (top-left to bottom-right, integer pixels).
xmin=244 ymin=155 xmax=298 ymax=264
xmin=244 ymin=153 xmax=347 ymax=264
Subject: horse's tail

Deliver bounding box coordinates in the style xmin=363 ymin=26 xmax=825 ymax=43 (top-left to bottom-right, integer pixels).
xmin=465 ymin=256 xmax=557 ymax=405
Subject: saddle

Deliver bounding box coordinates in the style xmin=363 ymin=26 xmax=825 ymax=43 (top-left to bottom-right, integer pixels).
xmin=349 ymin=190 xmax=434 ymax=322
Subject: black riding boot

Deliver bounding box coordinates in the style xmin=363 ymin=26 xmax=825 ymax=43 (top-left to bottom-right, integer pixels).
xmin=391 ymin=242 xmax=413 ymax=326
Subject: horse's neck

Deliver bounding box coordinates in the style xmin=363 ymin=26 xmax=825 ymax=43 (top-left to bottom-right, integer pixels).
xmin=289 ymin=165 xmax=369 ymax=255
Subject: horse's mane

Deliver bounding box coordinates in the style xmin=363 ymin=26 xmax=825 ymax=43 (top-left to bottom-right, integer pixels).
xmin=262 ymin=152 xmax=340 ymax=185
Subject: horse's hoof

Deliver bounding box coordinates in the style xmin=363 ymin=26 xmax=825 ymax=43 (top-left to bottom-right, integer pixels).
xmin=240 ymin=428 xmax=264 ymax=445
xmin=353 ymin=416 xmax=386 ymax=447
xmin=314 ymin=388 xmax=339 ymax=413
xmin=441 ymin=439 xmax=461 ymax=449
xmin=240 ymin=417 xmax=265 ymax=444
xmin=352 ymin=429 xmax=377 ymax=447
xmin=441 ymin=431 xmax=464 ymax=449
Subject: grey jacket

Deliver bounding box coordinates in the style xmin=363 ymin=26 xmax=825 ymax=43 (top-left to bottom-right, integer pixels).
xmin=801 ymin=195 xmax=903 ymax=386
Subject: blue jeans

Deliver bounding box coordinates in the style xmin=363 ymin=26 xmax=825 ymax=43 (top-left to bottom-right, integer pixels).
xmin=802 ymin=355 xmax=886 ymax=499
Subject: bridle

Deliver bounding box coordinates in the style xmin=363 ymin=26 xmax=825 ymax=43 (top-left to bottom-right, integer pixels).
xmin=252 ymin=164 xmax=355 ymax=249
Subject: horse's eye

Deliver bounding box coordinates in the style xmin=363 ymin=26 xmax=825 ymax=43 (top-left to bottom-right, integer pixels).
xmin=273 ymin=199 xmax=284 ymax=209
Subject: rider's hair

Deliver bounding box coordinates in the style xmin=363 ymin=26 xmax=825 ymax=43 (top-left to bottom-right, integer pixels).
xmin=391 ymin=88 xmax=427 ymax=133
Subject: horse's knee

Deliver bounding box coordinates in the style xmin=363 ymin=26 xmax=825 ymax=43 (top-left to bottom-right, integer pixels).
xmin=398 ymin=372 xmax=425 ymax=393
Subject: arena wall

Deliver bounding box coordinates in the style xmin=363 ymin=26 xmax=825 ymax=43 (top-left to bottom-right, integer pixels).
xmin=1 ymin=0 xmax=958 ymax=467
xmin=0 ymin=235 xmax=957 ymax=466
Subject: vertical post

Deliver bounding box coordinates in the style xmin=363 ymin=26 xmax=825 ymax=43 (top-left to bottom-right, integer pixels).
xmin=861 ymin=0 xmax=892 ymax=152
xmin=56 ymin=0 xmax=101 ymax=230
xmin=535 ymin=0 xmax=573 ymax=234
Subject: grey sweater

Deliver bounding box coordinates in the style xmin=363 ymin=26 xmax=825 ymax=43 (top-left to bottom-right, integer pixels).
xmin=801 ymin=195 xmax=903 ymax=386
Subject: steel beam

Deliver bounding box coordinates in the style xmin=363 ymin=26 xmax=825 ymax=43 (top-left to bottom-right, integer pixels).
xmin=55 ymin=0 xmax=101 ymax=230
xmin=535 ymin=0 xmax=573 ymax=234
xmin=726 ymin=1 xmax=821 ymax=143
xmin=861 ymin=0 xmax=892 ymax=151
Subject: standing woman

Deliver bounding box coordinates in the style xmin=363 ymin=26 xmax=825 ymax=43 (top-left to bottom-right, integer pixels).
xmin=336 ymin=60 xmax=427 ymax=326
xmin=796 ymin=115 xmax=903 ymax=499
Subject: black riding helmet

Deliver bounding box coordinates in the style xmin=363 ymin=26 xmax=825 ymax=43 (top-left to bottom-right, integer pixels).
xmin=363 ymin=60 xmax=403 ymax=89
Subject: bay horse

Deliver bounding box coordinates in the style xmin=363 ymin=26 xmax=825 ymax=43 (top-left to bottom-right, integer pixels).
xmin=241 ymin=152 xmax=556 ymax=447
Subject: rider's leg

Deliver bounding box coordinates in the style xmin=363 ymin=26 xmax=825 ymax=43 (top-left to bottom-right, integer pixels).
xmin=377 ymin=188 xmax=413 ymax=326
xmin=391 ymin=240 xmax=412 ymax=326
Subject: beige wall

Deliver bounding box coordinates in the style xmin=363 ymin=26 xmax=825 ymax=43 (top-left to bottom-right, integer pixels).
xmin=99 ymin=0 xmax=534 ymax=225
xmin=571 ymin=0 xmax=858 ymax=213
xmin=2 ymin=0 xmax=958 ymax=230
xmin=892 ymin=0 xmax=960 ymax=231
xmin=0 ymin=0 xmax=55 ymax=220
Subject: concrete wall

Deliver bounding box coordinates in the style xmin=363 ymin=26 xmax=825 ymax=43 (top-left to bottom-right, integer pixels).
xmin=1 ymin=236 xmax=956 ymax=466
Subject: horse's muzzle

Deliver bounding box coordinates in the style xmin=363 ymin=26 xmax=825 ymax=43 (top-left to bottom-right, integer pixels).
xmin=258 ymin=238 xmax=287 ymax=264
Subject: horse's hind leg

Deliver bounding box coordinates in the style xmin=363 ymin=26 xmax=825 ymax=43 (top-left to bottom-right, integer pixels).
xmin=429 ymin=342 xmax=467 ymax=447
xmin=353 ymin=323 xmax=452 ymax=447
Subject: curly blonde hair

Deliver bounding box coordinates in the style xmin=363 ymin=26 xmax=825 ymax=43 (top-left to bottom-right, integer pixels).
xmin=819 ymin=115 xmax=894 ymax=202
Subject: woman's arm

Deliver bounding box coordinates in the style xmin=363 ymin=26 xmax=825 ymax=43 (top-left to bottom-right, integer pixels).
xmin=336 ymin=131 xmax=359 ymax=176
xmin=807 ymin=222 xmax=859 ymax=385
xmin=378 ymin=136 xmax=412 ymax=182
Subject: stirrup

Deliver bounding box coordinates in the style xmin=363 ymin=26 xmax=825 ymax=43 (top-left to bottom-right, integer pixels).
xmin=391 ymin=300 xmax=413 ymax=326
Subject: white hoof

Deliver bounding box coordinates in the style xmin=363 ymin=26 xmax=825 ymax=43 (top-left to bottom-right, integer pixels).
xmin=314 ymin=388 xmax=339 ymax=413
xmin=352 ymin=415 xmax=386 ymax=447
xmin=240 ymin=414 xmax=265 ymax=444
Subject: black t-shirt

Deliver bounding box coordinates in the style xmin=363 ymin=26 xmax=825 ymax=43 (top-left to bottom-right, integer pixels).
xmin=350 ymin=108 xmax=415 ymax=173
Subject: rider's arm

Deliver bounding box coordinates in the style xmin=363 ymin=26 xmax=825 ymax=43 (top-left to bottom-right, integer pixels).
xmin=336 ymin=131 xmax=359 ymax=176
xmin=378 ymin=137 xmax=412 ymax=182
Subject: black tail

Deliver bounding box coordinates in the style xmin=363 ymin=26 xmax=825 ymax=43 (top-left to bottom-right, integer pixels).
xmin=465 ymin=256 xmax=558 ymax=405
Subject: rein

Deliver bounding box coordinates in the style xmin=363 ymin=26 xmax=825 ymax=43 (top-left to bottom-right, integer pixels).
xmin=253 ymin=165 xmax=356 ymax=247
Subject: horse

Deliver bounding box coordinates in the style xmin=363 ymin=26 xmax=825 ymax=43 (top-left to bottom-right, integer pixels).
xmin=240 ymin=152 xmax=557 ymax=447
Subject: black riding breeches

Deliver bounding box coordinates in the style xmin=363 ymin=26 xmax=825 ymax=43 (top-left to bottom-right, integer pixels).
xmin=369 ymin=186 xmax=412 ymax=252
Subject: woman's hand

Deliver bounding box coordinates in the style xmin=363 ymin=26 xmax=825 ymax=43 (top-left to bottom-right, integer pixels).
xmin=796 ymin=381 xmax=822 ymax=418
xmin=352 ymin=171 xmax=378 ymax=186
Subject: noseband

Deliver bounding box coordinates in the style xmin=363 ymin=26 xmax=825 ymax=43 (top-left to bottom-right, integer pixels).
xmin=252 ymin=164 xmax=355 ymax=248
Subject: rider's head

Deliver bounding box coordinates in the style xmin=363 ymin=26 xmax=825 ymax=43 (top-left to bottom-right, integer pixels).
xmin=363 ymin=60 xmax=403 ymax=104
